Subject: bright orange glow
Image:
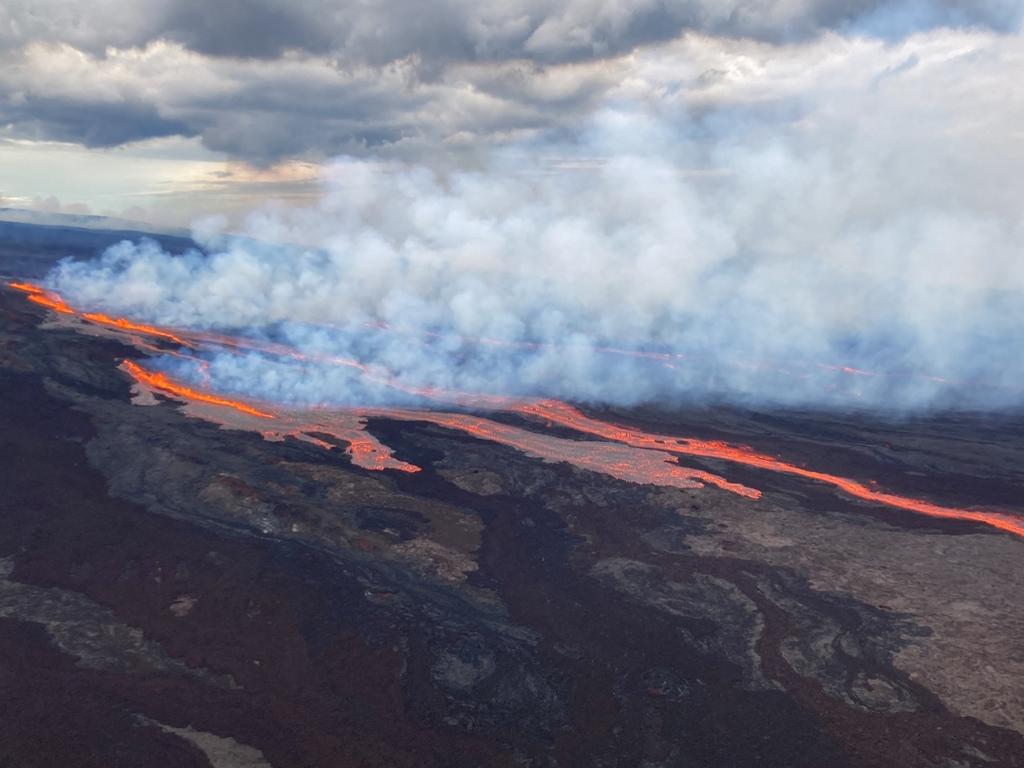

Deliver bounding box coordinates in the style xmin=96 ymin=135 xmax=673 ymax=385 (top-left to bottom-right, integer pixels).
xmin=10 ymin=282 xmax=190 ymax=345
xmin=9 ymin=281 xmax=81 ymax=315
xmin=26 ymin=292 xmax=75 ymax=314
xmin=279 ymin=416 xmax=422 ymax=473
xmin=8 ymin=281 xmax=46 ymax=295
xmin=7 ymin=281 xmax=960 ymax=392
xmin=185 ymin=329 xmax=515 ymax=408
xmin=81 ymin=311 xmax=189 ymax=346
xmin=122 ymin=358 xmax=421 ymax=473
xmin=368 ymin=410 xmax=759 ymax=496
xmin=516 ymin=401 xmax=1024 ymax=538
xmin=121 ymin=360 xmax=274 ymax=419
xmin=10 ymin=280 xmax=1023 ymax=536
xmin=343 ymin=433 xmax=422 ymax=473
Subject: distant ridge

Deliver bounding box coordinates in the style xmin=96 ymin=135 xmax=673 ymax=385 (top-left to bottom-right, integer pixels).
xmin=0 ymin=213 xmax=199 ymax=280
xmin=0 ymin=207 xmax=191 ymax=239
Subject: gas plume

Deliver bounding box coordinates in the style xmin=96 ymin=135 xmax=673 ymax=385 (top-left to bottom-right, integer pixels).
xmin=42 ymin=30 xmax=1024 ymax=413
xmin=11 ymin=281 xmax=1023 ymax=538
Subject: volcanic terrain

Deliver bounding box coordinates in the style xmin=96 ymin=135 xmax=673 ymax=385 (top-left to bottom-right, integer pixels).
xmin=1 ymin=222 xmax=1023 ymax=767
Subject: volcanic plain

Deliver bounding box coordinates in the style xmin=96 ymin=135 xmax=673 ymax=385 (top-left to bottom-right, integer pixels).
xmin=1 ymin=223 xmax=1023 ymax=767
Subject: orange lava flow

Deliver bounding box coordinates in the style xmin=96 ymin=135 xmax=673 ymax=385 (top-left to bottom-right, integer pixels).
xmin=517 ymin=401 xmax=1024 ymax=537
xmin=6 ymin=281 xmax=959 ymax=393
xmin=9 ymin=282 xmax=190 ymax=346
xmin=8 ymin=281 xmax=46 ymax=295
xmin=121 ymin=360 xmax=275 ymax=419
xmin=331 ymin=430 xmax=421 ymax=473
xmin=80 ymin=311 xmax=189 ymax=346
xmin=9 ymin=280 xmax=1023 ymax=536
xmin=186 ymin=328 xmax=515 ymax=408
xmin=26 ymin=292 xmax=75 ymax=314
xmin=371 ymin=411 xmax=759 ymax=496
xmin=281 ymin=417 xmax=422 ymax=473
xmin=122 ymin=357 xmax=421 ymax=473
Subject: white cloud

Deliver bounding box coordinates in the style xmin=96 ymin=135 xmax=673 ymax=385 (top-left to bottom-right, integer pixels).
xmin=44 ymin=27 xmax=1024 ymax=410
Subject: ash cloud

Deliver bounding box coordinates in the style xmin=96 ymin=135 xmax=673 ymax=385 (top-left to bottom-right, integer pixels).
xmin=45 ymin=28 xmax=1024 ymax=413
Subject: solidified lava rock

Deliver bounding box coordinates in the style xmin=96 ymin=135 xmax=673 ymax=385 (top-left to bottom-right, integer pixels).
xmin=1 ymin=279 xmax=1024 ymax=767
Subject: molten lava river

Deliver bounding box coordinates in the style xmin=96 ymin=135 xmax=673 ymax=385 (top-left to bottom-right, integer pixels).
xmin=10 ymin=281 xmax=1024 ymax=539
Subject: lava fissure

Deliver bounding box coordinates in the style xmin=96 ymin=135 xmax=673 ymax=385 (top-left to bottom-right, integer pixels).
xmin=10 ymin=280 xmax=1023 ymax=538
xmin=515 ymin=401 xmax=1024 ymax=537
xmin=121 ymin=360 xmax=275 ymax=419
xmin=11 ymin=282 xmax=192 ymax=347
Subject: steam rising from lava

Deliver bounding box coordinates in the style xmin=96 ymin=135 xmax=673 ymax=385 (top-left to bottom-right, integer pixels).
xmin=42 ymin=33 xmax=1024 ymax=412
xmin=10 ymin=281 xmax=1024 ymax=538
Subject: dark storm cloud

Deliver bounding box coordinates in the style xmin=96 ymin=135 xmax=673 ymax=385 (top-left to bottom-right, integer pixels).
xmin=178 ymin=69 xmax=429 ymax=161
xmin=158 ymin=0 xmax=337 ymax=59
xmin=0 ymin=0 xmax=1019 ymax=161
xmin=1 ymin=93 xmax=194 ymax=147
xmin=0 ymin=36 xmax=603 ymax=163
xmin=2 ymin=1 xmax=1020 ymax=63
xmin=197 ymin=112 xmax=414 ymax=165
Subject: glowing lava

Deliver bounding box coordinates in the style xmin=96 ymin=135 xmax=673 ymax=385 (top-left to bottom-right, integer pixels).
xmin=122 ymin=360 xmax=274 ymax=419
xmin=9 ymin=282 xmax=190 ymax=346
xmin=80 ymin=311 xmax=189 ymax=346
xmin=120 ymin=358 xmax=744 ymax=490
xmin=8 ymin=281 xmax=46 ymax=295
xmin=122 ymin=359 xmax=421 ymax=474
xmin=368 ymin=411 xmax=760 ymax=497
xmin=342 ymin=431 xmax=423 ymax=472
xmin=3 ymin=280 xmax=958 ymax=398
xmin=9 ymin=280 xmax=1024 ymax=538
xmin=515 ymin=401 xmax=1024 ymax=538
xmin=25 ymin=291 xmax=74 ymax=314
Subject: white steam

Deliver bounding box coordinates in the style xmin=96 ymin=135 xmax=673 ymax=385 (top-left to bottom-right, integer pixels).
xmin=46 ymin=30 xmax=1024 ymax=411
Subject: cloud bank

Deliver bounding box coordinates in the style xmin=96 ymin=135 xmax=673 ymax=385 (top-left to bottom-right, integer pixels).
xmin=4 ymin=0 xmax=1018 ymax=60
xmin=44 ymin=28 xmax=1024 ymax=412
xmin=1 ymin=0 xmax=1021 ymax=162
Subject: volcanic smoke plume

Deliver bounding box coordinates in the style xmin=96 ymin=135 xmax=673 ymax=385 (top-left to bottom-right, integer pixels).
xmin=42 ymin=30 xmax=1024 ymax=413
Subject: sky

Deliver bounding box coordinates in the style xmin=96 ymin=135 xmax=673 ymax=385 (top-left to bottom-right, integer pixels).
xmin=2 ymin=0 xmax=1022 ymax=227
xmin=7 ymin=0 xmax=1024 ymax=411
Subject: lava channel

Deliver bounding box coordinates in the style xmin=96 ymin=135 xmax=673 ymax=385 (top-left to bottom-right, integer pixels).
xmin=516 ymin=400 xmax=1024 ymax=538
xmin=10 ymin=280 xmax=1024 ymax=537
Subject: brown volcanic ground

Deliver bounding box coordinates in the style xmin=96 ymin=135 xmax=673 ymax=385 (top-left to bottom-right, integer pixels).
xmin=2 ymin=230 xmax=1024 ymax=767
